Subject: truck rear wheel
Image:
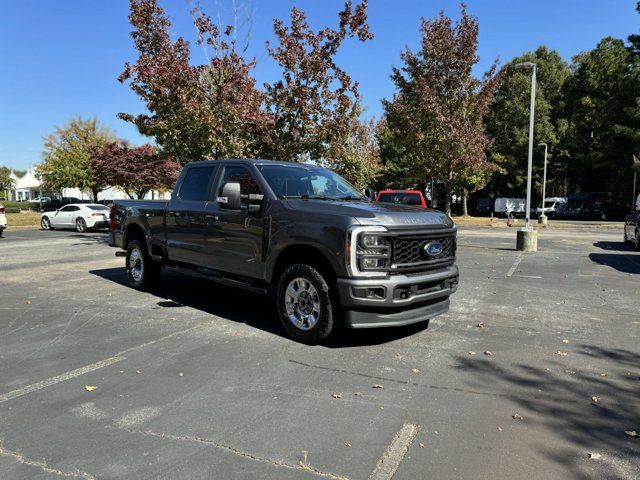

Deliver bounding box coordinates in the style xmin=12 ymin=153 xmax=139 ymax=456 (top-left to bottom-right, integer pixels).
xmin=276 ymin=264 xmax=339 ymax=344
xmin=126 ymin=239 xmax=161 ymax=290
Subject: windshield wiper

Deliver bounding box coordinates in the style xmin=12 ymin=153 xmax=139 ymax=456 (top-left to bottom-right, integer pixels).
xmin=338 ymin=195 xmax=367 ymax=201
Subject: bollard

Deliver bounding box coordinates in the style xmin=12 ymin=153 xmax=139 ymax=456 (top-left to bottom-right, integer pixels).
xmin=516 ymin=227 xmax=538 ymax=252
xmin=538 ymin=215 xmax=548 ymax=227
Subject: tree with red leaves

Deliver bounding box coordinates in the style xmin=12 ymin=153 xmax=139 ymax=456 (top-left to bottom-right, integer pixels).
xmin=264 ymin=1 xmax=373 ymax=163
xmin=118 ymin=0 xmax=269 ymax=163
xmin=90 ymin=142 xmax=180 ymax=199
xmin=383 ymin=4 xmax=501 ymax=215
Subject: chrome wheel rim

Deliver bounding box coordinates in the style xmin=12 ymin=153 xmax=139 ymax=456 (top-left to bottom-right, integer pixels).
xmin=77 ymin=219 xmax=85 ymax=232
xmin=41 ymin=217 xmax=49 ymax=230
xmin=129 ymin=247 xmax=144 ymax=283
xmin=284 ymin=277 xmax=320 ymax=331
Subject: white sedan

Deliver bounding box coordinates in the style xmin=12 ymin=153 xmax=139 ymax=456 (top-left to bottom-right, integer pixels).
xmin=40 ymin=203 xmax=110 ymax=232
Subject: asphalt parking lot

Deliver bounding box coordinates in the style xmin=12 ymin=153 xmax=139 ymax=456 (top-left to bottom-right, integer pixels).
xmin=0 ymin=226 xmax=638 ymax=480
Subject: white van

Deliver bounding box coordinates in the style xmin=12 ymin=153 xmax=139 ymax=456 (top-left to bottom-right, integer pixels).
xmin=494 ymin=198 xmax=526 ymax=217
xmin=535 ymin=197 xmax=567 ymax=218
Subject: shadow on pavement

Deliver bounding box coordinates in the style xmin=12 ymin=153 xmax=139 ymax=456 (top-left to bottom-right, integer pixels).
xmin=454 ymin=345 xmax=640 ymax=479
xmin=89 ymin=267 xmax=429 ymax=348
xmin=588 ymin=253 xmax=640 ymax=275
xmin=592 ymin=241 xmax=635 ymax=252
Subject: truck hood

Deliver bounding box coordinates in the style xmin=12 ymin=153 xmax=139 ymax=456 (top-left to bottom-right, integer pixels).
xmin=285 ymin=199 xmax=454 ymax=229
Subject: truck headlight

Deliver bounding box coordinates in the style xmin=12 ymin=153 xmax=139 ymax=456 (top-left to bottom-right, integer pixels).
xmin=346 ymin=226 xmax=390 ymax=278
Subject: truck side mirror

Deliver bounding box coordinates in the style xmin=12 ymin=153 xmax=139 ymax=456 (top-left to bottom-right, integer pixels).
xmin=219 ymin=182 xmax=242 ymax=210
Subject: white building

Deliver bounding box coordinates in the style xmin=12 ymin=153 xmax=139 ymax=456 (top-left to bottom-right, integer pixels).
xmin=7 ymin=168 xmax=170 ymax=202
xmin=8 ymin=170 xmax=42 ymax=201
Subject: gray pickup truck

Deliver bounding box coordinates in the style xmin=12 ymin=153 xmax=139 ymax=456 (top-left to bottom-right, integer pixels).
xmin=110 ymin=159 xmax=458 ymax=343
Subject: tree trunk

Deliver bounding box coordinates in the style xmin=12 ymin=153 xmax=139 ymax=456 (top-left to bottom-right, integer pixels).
xmin=91 ymin=187 xmax=99 ymax=203
xmin=444 ymin=182 xmax=453 ymax=216
xmin=462 ymin=187 xmax=468 ymax=216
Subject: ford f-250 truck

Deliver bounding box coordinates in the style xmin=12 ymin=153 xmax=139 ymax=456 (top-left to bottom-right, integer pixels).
xmin=110 ymin=159 xmax=458 ymax=343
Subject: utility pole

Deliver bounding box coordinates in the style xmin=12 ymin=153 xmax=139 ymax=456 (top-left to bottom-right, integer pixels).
xmin=514 ymin=61 xmax=538 ymax=251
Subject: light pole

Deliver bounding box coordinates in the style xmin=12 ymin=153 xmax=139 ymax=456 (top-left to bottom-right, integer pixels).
xmin=514 ymin=61 xmax=538 ymax=251
xmin=538 ymin=142 xmax=548 ymax=225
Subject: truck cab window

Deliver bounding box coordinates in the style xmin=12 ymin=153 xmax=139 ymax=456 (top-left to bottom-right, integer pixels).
xmin=220 ymin=166 xmax=262 ymax=204
xmin=179 ymin=167 xmax=215 ymax=201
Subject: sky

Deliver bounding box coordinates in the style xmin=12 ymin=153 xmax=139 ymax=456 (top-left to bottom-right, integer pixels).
xmin=1 ymin=0 xmax=638 ymax=170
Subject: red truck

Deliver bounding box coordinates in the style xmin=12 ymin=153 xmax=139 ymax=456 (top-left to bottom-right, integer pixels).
xmin=376 ymin=190 xmax=428 ymax=208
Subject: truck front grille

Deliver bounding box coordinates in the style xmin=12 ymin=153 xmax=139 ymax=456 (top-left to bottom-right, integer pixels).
xmin=390 ymin=232 xmax=456 ymax=272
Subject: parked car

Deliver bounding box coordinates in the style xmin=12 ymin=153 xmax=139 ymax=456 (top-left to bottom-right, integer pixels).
xmin=40 ymin=203 xmax=111 ymax=232
xmin=111 ymin=160 xmax=459 ymax=343
xmin=476 ymin=198 xmax=495 ymax=216
xmin=0 ymin=203 xmax=6 ymax=237
xmin=535 ymin=197 xmax=567 ymax=218
xmin=375 ymin=189 xmax=428 ymax=208
xmin=624 ymin=209 xmax=640 ymax=249
xmin=494 ymin=198 xmax=526 ymax=217
xmin=29 ymin=196 xmax=52 ymax=205
xmin=559 ymin=192 xmax=626 ymax=220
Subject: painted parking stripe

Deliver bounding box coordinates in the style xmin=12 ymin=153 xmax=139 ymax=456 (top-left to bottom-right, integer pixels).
xmin=368 ymin=423 xmax=419 ymax=480
xmin=506 ymin=253 xmax=524 ymax=277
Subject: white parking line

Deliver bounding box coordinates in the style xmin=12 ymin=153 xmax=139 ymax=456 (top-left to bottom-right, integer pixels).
xmin=0 ymin=322 xmax=209 ymax=404
xmin=0 ymin=356 xmax=125 ymax=403
xmin=368 ymin=423 xmax=419 ymax=480
xmin=506 ymin=253 xmax=524 ymax=277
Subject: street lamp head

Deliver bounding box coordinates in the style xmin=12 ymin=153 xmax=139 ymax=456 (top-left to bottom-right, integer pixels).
xmin=538 ymin=142 xmax=547 ymax=148
xmin=514 ymin=61 xmax=536 ymax=69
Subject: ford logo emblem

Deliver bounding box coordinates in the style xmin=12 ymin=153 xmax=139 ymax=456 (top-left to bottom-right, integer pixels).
xmin=424 ymin=241 xmax=443 ymax=257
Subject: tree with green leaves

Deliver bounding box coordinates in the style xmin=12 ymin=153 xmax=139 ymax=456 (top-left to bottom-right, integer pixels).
xmin=564 ymin=37 xmax=640 ymax=200
xmin=0 ymin=166 xmax=14 ymax=199
xmin=36 ymin=116 xmax=116 ymax=201
xmin=383 ymin=4 xmax=501 ymax=215
xmin=486 ymin=46 xmax=570 ymax=199
xmin=327 ymin=117 xmax=380 ymax=191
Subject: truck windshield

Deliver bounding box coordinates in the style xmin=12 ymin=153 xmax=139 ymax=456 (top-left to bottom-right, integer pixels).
xmin=258 ymin=164 xmax=365 ymax=200
xmin=377 ymin=193 xmax=422 ymax=206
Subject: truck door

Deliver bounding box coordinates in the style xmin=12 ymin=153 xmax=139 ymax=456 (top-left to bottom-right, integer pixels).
xmin=166 ymin=165 xmax=219 ymax=266
xmin=206 ymin=165 xmax=265 ymax=279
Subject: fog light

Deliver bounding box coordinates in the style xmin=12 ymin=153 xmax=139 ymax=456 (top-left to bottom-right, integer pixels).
xmin=353 ymin=286 xmax=385 ymax=299
xmin=361 ymin=257 xmax=385 ymax=269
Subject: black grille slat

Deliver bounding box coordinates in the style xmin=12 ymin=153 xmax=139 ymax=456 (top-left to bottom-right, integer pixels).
xmin=390 ymin=233 xmax=456 ymax=270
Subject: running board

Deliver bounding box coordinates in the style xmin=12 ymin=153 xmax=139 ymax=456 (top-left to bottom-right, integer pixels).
xmin=165 ymin=265 xmax=268 ymax=295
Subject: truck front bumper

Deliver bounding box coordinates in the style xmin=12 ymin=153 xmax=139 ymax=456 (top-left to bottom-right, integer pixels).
xmin=337 ymin=265 xmax=459 ymax=329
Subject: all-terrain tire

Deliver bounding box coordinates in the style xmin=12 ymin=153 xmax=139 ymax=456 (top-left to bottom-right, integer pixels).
xmin=276 ymin=263 xmax=341 ymax=344
xmin=126 ymin=239 xmax=161 ymax=290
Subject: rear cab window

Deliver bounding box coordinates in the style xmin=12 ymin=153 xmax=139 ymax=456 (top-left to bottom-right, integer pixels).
xmin=179 ymin=166 xmax=217 ymax=202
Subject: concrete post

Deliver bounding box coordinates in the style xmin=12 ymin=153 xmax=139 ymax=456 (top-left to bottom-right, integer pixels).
xmin=516 ymin=228 xmax=538 ymax=252
xmin=538 ymin=215 xmax=548 ymax=226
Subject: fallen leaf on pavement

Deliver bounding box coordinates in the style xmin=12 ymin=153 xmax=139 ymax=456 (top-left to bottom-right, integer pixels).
xmin=344 ymin=443 xmax=351 ymax=447
xmin=591 ymin=396 xmax=599 ymax=404
xmin=419 ymin=442 xmax=425 ymax=448
xmin=411 ymin=368 xmax=420 ymax=373
xmin=354 ymin=392 xmax=362 ymax=397
xmin=484 ymin=351 xmax=492 ymax=356
xmin=497 ymin=426 xmax=502 ymax=431
xmin=600 ymin=373 xmax=607 ymax=377
xmin=331 ymin=393 xmax=342 ymax=399
xmin=512 ymin=413 xmax=523 ymax=420
xmin=476 ymin=322 xmax=485 ymax=329
xmin=135 ymin=369 xmax=141 ymax=374
xmin=84 ymin=385 xmax=96 ymax=392
xmin=26 ymin=301 xmax=31 ymax=305
xmin=468 ymin=351 xmax=477 ymax=355
xmin=372 ymin=384 xmax=383 ymax=389
xmin=624 ymin=430 xmax=639 ymax=438
xmin=178 ymin=373 xmax=184 ymax=377
xmin=588 ymin=453 xmax=602 ymax=460
xmin=562 ymin=339 xmax=569 ymax=344
xmin=555 ymin=351 xmax=568 ymax=356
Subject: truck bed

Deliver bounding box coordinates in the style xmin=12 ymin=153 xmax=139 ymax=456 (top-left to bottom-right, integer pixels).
xmin=111 ymin=199 xmax=169 ymax=251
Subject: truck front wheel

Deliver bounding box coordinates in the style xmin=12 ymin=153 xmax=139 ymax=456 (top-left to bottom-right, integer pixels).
xmin=126 ymin=239 xmax=161 ymax=290
xmin=277 ymin=264 xmax=339 ymax=344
